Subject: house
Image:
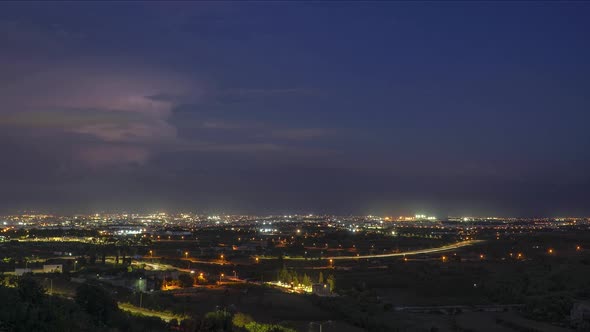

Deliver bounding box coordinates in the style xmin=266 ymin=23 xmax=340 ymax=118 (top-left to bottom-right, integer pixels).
xmin=571 ymin=301 xmax=590 ymax=328
xmin=43 ymin=264 xmax=63 ymax=273
xmin=311 ymin=283 xmax=331 ymax=296
xmin=14 ymin=268 xmax=32 ymax=276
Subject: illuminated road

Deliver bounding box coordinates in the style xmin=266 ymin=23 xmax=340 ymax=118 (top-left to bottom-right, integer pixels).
xmin=142 ymin=256 xmax=227 ymax=266
xmin=118 ymin=302 xmax=187 ymax=322
xmin=273 ymin=240 xmax=483 ymax=261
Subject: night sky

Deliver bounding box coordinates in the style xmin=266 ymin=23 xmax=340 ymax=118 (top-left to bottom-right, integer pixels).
xmin=1 ymin=2 xmax=589 ymax=216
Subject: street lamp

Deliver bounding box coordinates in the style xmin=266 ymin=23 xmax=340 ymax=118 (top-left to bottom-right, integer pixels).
xmin=138 ymin=277 xmax=144 ymax=308
xmin=149 ymin=250 xmax=153 ymax=257
xmin=220 ymin=273 xmax=224 ymax=282
xmin=310 ymin=321 xmax=332 ymax=332
xmin=45 ymin=278 xmax=53 ymax=295
xmin=185 ymin=251 xmax=189 ymax=259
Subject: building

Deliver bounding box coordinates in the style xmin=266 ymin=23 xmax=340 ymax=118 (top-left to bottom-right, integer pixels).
xmin=14 ymin=268 xmax=32 ymax=276
xmin=43 ymin=264 xmax=63 ymax=273
xmin=571 ymin=301 xmax=590 ymax=328
xmin=311 ymin=283 xmax=331 ymax=296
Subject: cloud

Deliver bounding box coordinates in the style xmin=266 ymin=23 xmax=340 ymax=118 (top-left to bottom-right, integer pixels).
xmin=0 ymin=17 xmax=326 ymax=171
xmin=0 ymin=58 xmax=200 ymax=166
xmin=197 ymin=119 xmax=333 ymax=141
xmin=201 ymin=120 xmax=261 ymax=130
xmin=71 ymin=120 xmax=177 ymax=144
xmin=74 ymin=144 xmax=151 ymax=167
xmin=213 ymin=88 xmax=316 ymax=105
xmin=2 ymin=62 xmax=196 ymax=115
xmin=0 ymin=19 xmax=85 ymax=56
xmin=180 ymin=141 xmax=282 ymax=153
xmin=0 ymin=109 xmax=145 ymax=128
xmin=270 ymin=128 xmax=332 ymax=140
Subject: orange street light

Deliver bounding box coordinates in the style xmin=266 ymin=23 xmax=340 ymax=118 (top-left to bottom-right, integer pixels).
xmin=576 ymin=245 xmax=582 ymax=251
xmin=479 ymin=254 xmax=485 ymax=260
xmin=548 ymin=248 xmax=554 ymax=254
xmin=185 ymin=251 xmax=189 ymax=258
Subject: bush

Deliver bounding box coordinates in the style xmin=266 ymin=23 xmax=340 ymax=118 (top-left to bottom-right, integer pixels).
xmin=233 ymin=312 xmax=254 ymax=328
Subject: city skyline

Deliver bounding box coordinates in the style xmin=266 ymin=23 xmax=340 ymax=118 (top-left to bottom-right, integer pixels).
xmin=1 ymin=2 xmax=589 ymax=216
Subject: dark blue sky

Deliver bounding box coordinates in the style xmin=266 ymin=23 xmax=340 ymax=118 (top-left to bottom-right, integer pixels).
xmin=0 ymin=2 xmax=589 ymax=216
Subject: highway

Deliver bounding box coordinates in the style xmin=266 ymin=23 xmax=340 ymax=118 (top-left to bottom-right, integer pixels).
xmin=129 ymin=240 xmax=482 ymax=266
xmin=142 ymin=256 xmax=226 ymax=266
xmin=275 ymin=240 xmax=483 ymax=261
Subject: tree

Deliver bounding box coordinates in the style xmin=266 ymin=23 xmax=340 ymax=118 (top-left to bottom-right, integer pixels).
xmin=17 ymin=276 xmax=45 ymax=304
xmin=244 ymin=322 xmax=296 ymax=332
xmin=178 ymin=274 xmax=194 ymax=288
xmin=326 ymin=274 xmax=335 ymax=292
xmin=291 ymin=272 xmax=299 ymax=286
xmin=318 ymin=272 xmax=324 ymax=284
xmin=302 ymin=274 xmax=312 ymax=287
xmin=180 ymin=318 xmax=197 ymax=332
xmin=278 ymin=266 xmax=290 ymax=283
xmin=202 ymin=310 xmax=232 ymax=331
xmin=232 ymin=312 xmax=254 ymax=328
xmin=197 ymin=274 xmax=208 ymax=284
xmin=266 ymin=326 xmax=296 ymax=332
xmin=75 ymin=283 xmax=119 ymax=324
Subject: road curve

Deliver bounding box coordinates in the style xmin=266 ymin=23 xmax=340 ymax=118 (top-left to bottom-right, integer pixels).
xmin=275 ymin=240 xmax=483 ymax=261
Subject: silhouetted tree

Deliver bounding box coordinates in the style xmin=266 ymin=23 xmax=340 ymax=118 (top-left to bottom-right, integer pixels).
xmin=178 ymin=273 xmax=194 ymax=288
xmin=75 ymin=282 xmax=118 ymax=324
xmin=17 ymin=276 xmax=45 ymax=304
